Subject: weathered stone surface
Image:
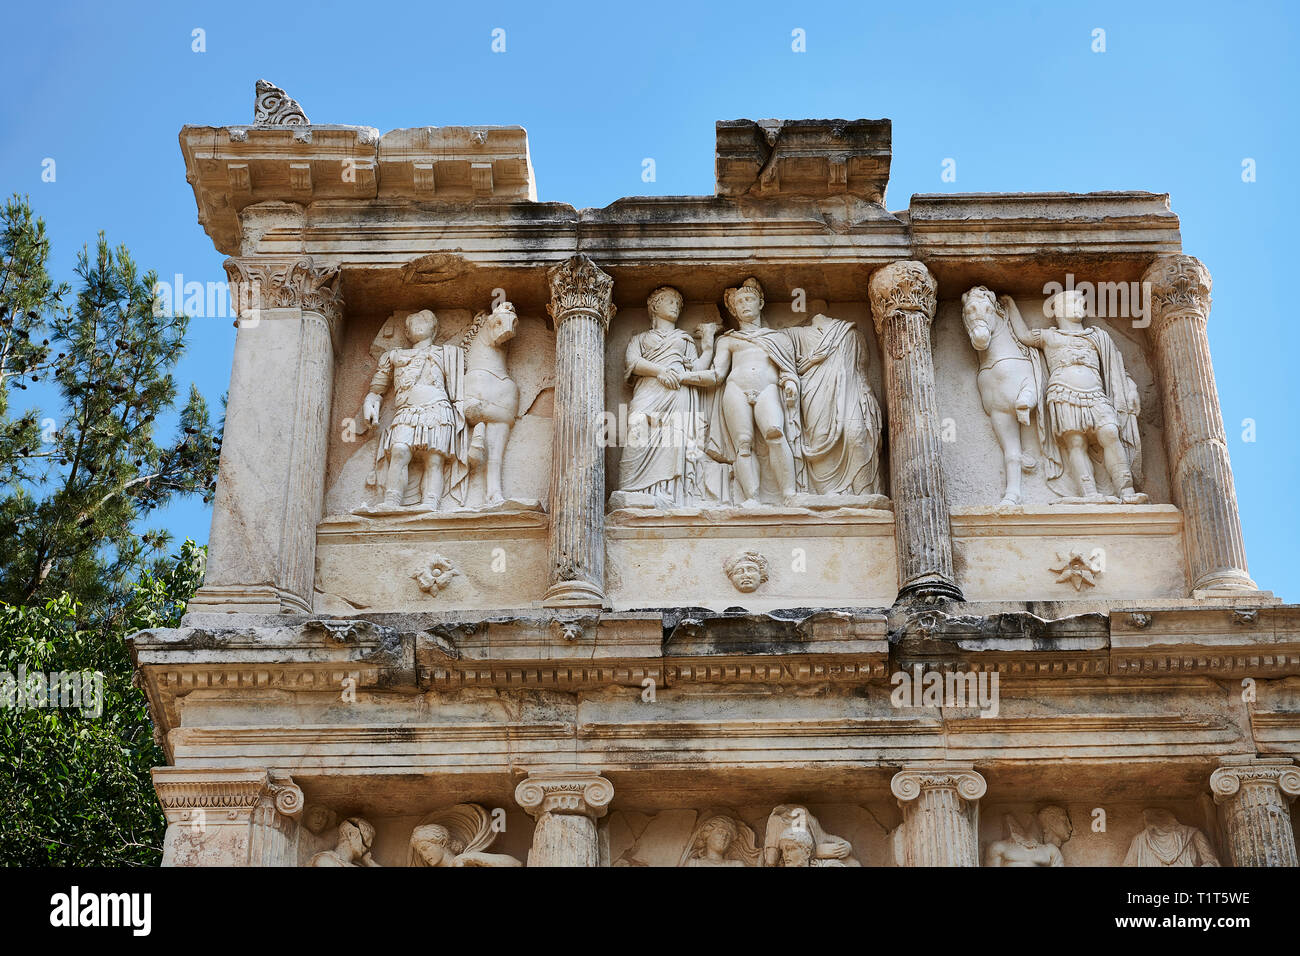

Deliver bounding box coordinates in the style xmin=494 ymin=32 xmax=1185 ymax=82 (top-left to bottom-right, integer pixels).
xmin=134 ymin=102 xmax=1300 ymax=867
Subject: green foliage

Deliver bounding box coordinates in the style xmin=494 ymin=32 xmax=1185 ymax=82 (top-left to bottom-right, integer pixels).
xmin=0 ymin=195 xmax=221 ymax=866
xmin=0 ymin=195 xmax=221 ymax=609
xmin=0 ymin=540 xmax=206 ymax=866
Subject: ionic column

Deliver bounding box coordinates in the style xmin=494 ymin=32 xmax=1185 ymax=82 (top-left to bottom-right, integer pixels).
xmin=153 ymin=768 xmax=304 ymax=866
xmin=1143 ymin=256 xmax=1257 ymax=594
xmin=544 ymin=255 xmax=615 ymax=607
xmin=891 ymin=764 xmax=986 ymax=866
xmin=868 ymin=261 xmax=963 ymax=603
xmin=514 ymin=772 xmax=613 ymax=867
xmin=189 ymin=257 xmax=342 ymax=615
xmin=1210 ymin=757 xmax=1300 ymax=867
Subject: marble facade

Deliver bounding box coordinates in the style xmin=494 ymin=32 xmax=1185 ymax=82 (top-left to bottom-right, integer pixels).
xmin=132 ymin=89 xmax=1300 ymax=867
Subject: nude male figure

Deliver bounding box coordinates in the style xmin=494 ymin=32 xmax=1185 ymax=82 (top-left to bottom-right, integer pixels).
xmin=682 ymin=278 xmax=801 ymax=506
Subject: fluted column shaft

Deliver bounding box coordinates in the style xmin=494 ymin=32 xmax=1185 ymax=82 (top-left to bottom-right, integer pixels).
xmin=190 ymin=257 xmax=342 ymax=614
xmin=544 ymin=256 xmax=615 ymax=607
xmin=1210 ymin=758 xmax=1300 ymax=867
xmin=153 ymin=767 xmax=304 ymax=867
xmin=515 ymin=772 xmax=614 ymax=867
xmin=869 ymin=261 xmax=963 ymax=602
xmin=891 ymin=765 xmax=986 ymax=866
xmin=1143 ymin=256 xmax=1256 ymax=593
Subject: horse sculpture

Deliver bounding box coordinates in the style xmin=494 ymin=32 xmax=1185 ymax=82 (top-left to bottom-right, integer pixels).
xmin=960 ymin=286 xmax=1045 ymax=506
xmin=460 ymin=301 xmax=520 ymax=507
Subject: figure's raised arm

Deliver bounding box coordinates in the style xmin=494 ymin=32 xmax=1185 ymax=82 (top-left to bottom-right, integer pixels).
xmin=1001 ymin=295 xmax=1042 ymax=349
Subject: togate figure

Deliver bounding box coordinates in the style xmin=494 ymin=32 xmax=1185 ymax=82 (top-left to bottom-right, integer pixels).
xmin=790 ymin=311 xmax=885 ymax=498
xmin=1005 ymin=290 xmax=1146 ymax=504
xmin=961 ymin=286 xmax=1045 ymax=506
xmin=614 ymin=286 xmax=717 ymax=508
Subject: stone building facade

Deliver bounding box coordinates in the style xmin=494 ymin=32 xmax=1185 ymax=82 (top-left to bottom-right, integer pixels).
xmin=132 ymin=86 xmax=1300 ymax=867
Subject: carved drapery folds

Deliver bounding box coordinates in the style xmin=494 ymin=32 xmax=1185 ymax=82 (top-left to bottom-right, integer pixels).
xmin=1143 ymin=255 xmax=1256 ymax=594
xmin=544 ymin=255 xmax=616 ymax=607
xmin=1210 ymin=758 xmax=1300 ymax=867
xmin=515 ymin=772 xmax=613 ymax=866
xmin=153 ymin=768 xmax=304 ymax=867
xmin=891 ymin=765 xmax=986 ymax=866
xmin=189 ymin=255 xmax=342 ymax=615
xmin=869 ymin=261 xmax=962 ymax=602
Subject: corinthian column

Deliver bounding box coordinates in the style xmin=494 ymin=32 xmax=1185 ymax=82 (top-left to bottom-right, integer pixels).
xmin=514 ymin=771 xmax=614 ymax=867
xmin=189 ymin=257 xmax=342 ymax=615
xmin=544 ymin=255 xmax=615 ymax=607
xmin=1142 ymin=256 xmax=1257 ymax=594
xmin=868 ymin=261 xmax=963 ymax=603
xmin=1210 ymin=757 xmax=1300 ymax=867
xmin=891 ymin=765 xmax=986 ymax=866
xmin=152 ymin=767 xmax=304 ymax=866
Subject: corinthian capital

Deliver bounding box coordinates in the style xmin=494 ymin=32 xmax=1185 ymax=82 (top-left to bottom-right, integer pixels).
xmin=1141 ymin=254 xmax=1212 ymax=330
xmin=868 ymin=259 xmax=938 ymax=331
xmin=546 ymin=255 xmax=616 ymax=331
xmin=514 ymin=772 xmax=614 ymax=820
xmin=223 ymin=255 xmax=343 ymax=327
xmin=1210 ymin=759 xmax=1300 ymax=805
xmin=891 ymin=766 xmax=987 ymax=805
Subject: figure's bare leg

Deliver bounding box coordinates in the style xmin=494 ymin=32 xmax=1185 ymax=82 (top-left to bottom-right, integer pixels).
xmin=989 ymin=409 xmax=1023 ymax=506
xmin=755 ymin=386 xmax=796 ymax=503
xmin=385 ymin=445 xmax=413 ymax=507
xmin=422 ymin=451 xmax=446 ymax=509
xmin=722 ymin=385 xmax=759 ymax=505
xmin=485 ymin=421 xmax=511 ymax=504
xmin=1096 ymin=424 xmax=1145 ymax=502
xmin=1062 ymin=432 xmax=1099 ymax=499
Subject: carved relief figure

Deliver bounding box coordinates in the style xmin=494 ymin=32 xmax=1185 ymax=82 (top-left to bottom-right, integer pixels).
xmin=790 ymin=311 xmax=884 ymax=498
xmin=762 ymin=804 xmax=860 ymax=866
xmin=682 ymin=278 xmax=804 ymax=506
xmin=1004 ymin=291 xmax=1146 ymax=503
xmin=724 ymin=549 xmax=769 ymax=593
xmin=460 ymin=302 xmax=522 ymax=508
xmin=358 ymin=309 xmax=469 ymax=512
xmin=678 ymin=813 xmax=763 ymax=867
xmin=309 ymin=816 xmax=381 ymax=867
xmin=615 ymin=287 xmax=718 ymax=508
xmin=1122 ymin=808 xmax=1219 ymax=867
xmin=960 ymin=287 xmax=1044 ymax=506
xmin=407 ymin=804 xmax=523 ymax=867
xmin=985 ymin=806 xmax=1071 ymax=866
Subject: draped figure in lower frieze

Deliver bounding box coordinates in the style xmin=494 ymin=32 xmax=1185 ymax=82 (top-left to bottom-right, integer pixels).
xmin=407 ymin=803 xmax=523 ymax=867
xmin=309 ymin=816 xmax=382 ymax=867
xmin=762 ymin=804 xmax=860 ymax=866
xmin=677 ymin=813 xmax=763 ymax=867
xmin=1122 ymin=809 xmax=1219 ymax=867
xmin=984 ymin=806 xmax=1071 ymax=866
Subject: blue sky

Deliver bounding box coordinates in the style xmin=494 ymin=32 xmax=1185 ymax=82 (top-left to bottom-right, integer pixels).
xmin=2 ymin=0 xmax=1296 ymax=599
